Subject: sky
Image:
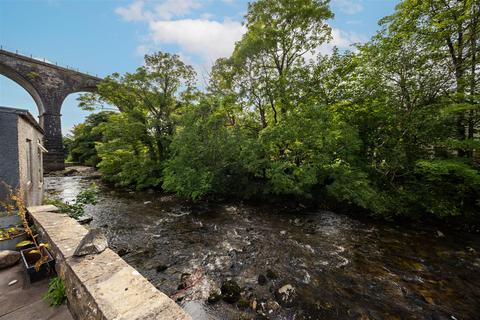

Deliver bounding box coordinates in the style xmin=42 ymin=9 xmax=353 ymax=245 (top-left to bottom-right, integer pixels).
xmin=0 ymin=0 xmax=398 ymax=135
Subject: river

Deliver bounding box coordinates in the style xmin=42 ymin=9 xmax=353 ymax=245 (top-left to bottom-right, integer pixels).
xmin=45 ymin=175 xmax=480 ymax=320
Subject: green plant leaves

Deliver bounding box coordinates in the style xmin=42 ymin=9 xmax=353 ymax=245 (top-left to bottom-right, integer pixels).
xmin=44 ymin=277 xmax=66 ymax=307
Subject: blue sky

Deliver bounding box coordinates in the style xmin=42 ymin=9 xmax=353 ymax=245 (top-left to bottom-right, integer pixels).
xmin=0 ymin=0 xmax=397 ymax=134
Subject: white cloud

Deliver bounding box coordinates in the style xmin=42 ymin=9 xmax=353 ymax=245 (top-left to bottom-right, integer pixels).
xmin=115 ymin=0 xmax=147 ymax=22
xmin=115 ymin=0 xmax=246 ymax=66
xmin=148 ymin=19 xmax=245 ymax=64
xmin=315 ymin=28 xmax=367 ymax=56
xmin=116 ymin=0 xmax=202 ymax=22
xmin=153 ymin=0 xmax=201 ymax=20
xmin=332 ymin=0 xmax=364 ymax=15
xmin=116 ymin=1 xmax=365 ymax=77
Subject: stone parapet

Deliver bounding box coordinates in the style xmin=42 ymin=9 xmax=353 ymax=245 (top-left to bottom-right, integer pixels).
xmin=27 ymin=205 xmax=191 ymax=320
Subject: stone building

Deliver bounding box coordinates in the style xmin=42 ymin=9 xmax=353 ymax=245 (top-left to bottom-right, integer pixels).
xmin=0 ymin=106 xmax=46 ymax=206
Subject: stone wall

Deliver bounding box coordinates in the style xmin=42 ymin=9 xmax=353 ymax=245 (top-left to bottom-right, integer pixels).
xmin=17 ymin=116 xmax=44 ymax=206
xmin=28 ymin=205 xmax=191 ymax=320
xmin=0 ymin=111 xmax=20 ymax=202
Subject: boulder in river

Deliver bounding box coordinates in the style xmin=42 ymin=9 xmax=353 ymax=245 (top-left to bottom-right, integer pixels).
xmin=258 ymin=274 xmax=267 ymax=285
xmin=117 ymin=248 xmax=131 ymax=257
xmin=178 ymin=273 xmax=192 ymax=290
xmin=237 ymin=298 xmax=250 ymax=309
xmin=77 ymin=216 xmax=93 ymax=225
xmin=156 ymin=264 xmax=168 ymax=272
xmin=207 ymin=291 xmax=222 ymax=304
xmin=0 ymin=250 xmax=20 ymax=269
xmin=221 ymin=280 xmax=241 ymax=303
xmin=275 ymin=284 xmax=297 ymax=307
xmin=266 ymin=269 xmax=278 ymax=280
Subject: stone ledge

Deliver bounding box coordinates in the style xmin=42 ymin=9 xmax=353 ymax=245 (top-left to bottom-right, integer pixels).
xmin=27 ymin=205 xmax=191 ymax=320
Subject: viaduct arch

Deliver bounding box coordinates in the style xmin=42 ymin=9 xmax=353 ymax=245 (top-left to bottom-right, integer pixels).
xmin=0 ymin=49 xmax=102 ymax=172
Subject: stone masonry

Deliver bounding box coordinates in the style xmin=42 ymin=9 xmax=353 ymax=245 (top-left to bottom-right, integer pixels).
xmin=0 ymin=49 xmax=102 ymax=172
xmin=28 ymin=205 xmax=191 ymax=320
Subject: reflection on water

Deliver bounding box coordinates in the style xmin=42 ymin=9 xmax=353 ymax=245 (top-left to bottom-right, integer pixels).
xmin=46 ymin=176 xmax=480 ymax=320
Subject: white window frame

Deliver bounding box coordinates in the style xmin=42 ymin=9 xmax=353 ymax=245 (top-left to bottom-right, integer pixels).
xmin=26 ymin=139 xmax=33 ymax=188
xmin=37 ymin=140 xmax=47 ymax=187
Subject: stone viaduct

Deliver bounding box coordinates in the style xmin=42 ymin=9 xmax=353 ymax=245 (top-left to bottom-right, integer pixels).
xmin=0 ymin=49 xmax=102 ymax=172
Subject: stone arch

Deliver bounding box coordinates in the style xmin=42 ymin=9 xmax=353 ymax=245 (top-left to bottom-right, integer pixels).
xmin=60 ymin=91 xmax=96 ymax=135
xmin=0 ymin=49 xmax=102 ymax=171
xmin=0 ymin=64 xmax=45 ymax=116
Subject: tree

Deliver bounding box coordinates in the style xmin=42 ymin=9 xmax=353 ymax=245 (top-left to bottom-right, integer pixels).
xmin=382 ymin=0 xmax=480 ymax=153
xmin=223 ymin=0 xmax=333 ymax=127
xmin=79 ymin=52 xmax=196 ymax=188
xmin=72 ymin=0 xmax=479 ymax=222
xmin=163 ymin=96 xmax=253 ymax=199
xmin=64 ymin=111 xmax=114 ymax=166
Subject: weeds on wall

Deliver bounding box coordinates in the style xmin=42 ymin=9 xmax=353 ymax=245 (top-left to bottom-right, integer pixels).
xmin=45 ymin=183 xmax=99 ymax=220
xmin=44 ymin=277 xmax=66 ymax=306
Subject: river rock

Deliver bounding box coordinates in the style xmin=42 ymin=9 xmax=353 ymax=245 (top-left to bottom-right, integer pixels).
xmin=266 ymin=299 xmax=281 ymax=312
xmin=73 ymin=229 xmax=108 ymax=257
xmin=303 ymin=223 xmax=317 ymax=235
xmin=275 ymin=284 xmax=297 ymax=307
xmin=258 ymin=274 xmax=267 ymax=285
xmin=292 ymin=218 xmax=303 ymax=227
xmin=156 ymin=264 xmax=168 ymax=272
xmin=237 ymin=298 xmax=250 ymax=309
xmin=117 ymin=248 xmax=131 ymax=257
xmin=467 ymin=246 xmax=476 ymax=254
xmin=207 ymin=291 xmax=222 ymax=304
xmin=266 ymin=269 xmax=278 ymax=280
xmin=221 ymin=280 xmax=241 ymax=303
xmin=178 ymin=273 xmax=192 ymax=290
xmin=0 ymin=250 xmax=21 ymax=269
xmin=77 ymin=216 xmax=93 ymax=225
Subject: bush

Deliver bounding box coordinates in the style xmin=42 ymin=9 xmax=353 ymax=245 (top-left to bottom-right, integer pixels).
xmin=44 ymin=277 xmax=66 ymax=307
xmin=45 ymin=184 xmax=98 ymax=220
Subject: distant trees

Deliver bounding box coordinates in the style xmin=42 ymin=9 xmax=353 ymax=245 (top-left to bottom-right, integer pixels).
xmin=77 ymin=52 xmax=196 ymax=188
xmin=68 ymin=0 xmax=479 ymax=220
xmin=64 ymin=111 xmax=113 ymax=166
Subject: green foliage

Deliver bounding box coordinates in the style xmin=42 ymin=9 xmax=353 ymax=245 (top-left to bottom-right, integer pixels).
xmin=163 ymin=97 xmax=251 ymax=199
xmin=412 ymin=159 xmax=480 ymax=217
xmin=79 ymin=52 xmax=197 ymax=189
xmin=64 ymin=111 xmax=114 ymax=166
xmin=44 ymin=277 xmax=66 ymax=307
xmin=46 ymin=184 xmax=99 ymax=220
xmin=70 ymin=0 xmax=480 ymax=222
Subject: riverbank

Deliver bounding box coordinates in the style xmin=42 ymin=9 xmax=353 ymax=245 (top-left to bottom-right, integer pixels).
xmin=46 ymin=166 xmax=480 ymax=235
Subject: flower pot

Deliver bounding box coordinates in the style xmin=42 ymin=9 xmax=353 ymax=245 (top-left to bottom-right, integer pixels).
xmin=0 ymin=231 xmax=28 ymax=251
xmin=20 ymin=246 xmax=55 ymax=283
xmin=0 ymin=211 xmax=21 ymax=228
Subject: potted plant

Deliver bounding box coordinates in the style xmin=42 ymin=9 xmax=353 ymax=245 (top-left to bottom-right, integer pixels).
xmin=0 ymin=184 xmax=22 ymax=228
xmin=0 ymin=226 xmax=27 ymax=251
xmin=9 ymin=190 xmax=56 ymax=283
xmin=19 ymin=244 xmax=55 ymax=282
xmin=0 ymin=210 xmax=21 ymax=229
xmin=0 ymin=184 xmax=26 ymax=250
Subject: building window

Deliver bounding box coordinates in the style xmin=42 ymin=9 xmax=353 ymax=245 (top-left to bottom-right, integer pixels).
xmin=26 ymin=139 xmax=33 ymax=184
xmin=38 ymin=146 xmax=43 ymax=184
xmin=37 ymin=140 xmax=47 ymax=187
